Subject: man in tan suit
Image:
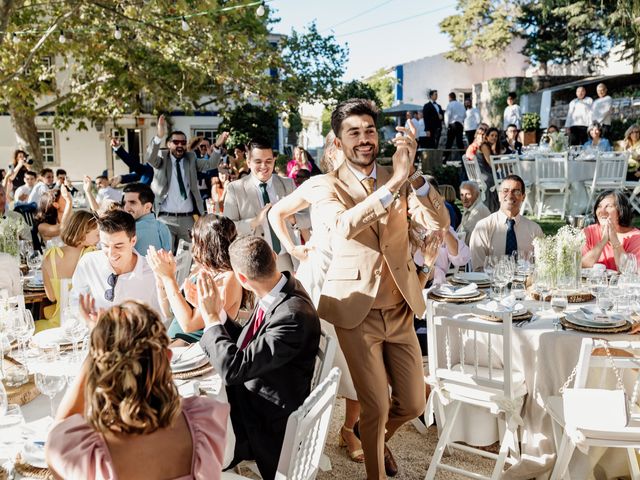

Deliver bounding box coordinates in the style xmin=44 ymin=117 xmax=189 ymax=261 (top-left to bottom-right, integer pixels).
xmin=224 ymin=138 xmax=309 ymax=273
xmin=311 ymin=99 xmax=450 ymax=479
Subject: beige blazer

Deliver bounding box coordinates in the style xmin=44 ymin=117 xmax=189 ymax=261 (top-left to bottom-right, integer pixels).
xmin=310 ymin=162 xmax=450 ymax=329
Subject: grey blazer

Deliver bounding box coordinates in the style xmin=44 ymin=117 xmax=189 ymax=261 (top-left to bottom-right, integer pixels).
xmin=145 ymin=139 xmax=220 ymax=215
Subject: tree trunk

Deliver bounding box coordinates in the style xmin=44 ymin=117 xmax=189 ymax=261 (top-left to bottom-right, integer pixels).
xmin=9 ymin=105 xmax=43 ymax=171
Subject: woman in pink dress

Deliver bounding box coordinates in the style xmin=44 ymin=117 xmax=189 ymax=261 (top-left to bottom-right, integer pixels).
xmin=286 ymin=146 xmax=312 ymax=179
xmin=582 ymin=190 xmax=640 ymax=271
xmin=46 ymin=300 xmax=229 ymax=480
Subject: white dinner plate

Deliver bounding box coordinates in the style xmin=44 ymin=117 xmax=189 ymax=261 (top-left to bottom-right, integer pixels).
xmin=32 ymin=327 xmax=71 ymax=347
xmin=22 ymin=442 xmax=47 ymax=468
xmin=433 ymin=288 xmax=480 ymax=299
xmin=565 ymin=311 xmax=627 ymax=329
xmin=453 ymin=272 xmax=490 ymax=284
xmin=171 ymin=355 xmax=209 ymax=373
xmin=477 ymin=304 xmax=527 ymax=317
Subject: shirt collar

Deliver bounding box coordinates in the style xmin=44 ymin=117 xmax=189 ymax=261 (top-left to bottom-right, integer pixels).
xmin=258 ymin=274 xmax=287 ymax=312
xmin=346 ymin=162 xmax=377 ymax=182
xmin=251 ymin=173 xmax=273 ymax=189
xmin=497 ymin=209 xmax=521 ymax=225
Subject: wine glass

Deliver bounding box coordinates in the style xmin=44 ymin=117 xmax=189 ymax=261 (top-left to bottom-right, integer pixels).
xmin=26 ymin=251 xmax=42 ymax=275
xmin=493 ymin=261 xmax=511 ymax=299
xmin=511 ymin=281 xmax=526 ymax=301
xmin=62 ymin=307 xmax=88 ymax=362
xmin=9 ymin=304 xmax=34 ymax=363
xmin=0 ymin=381 xmax=6 ymax=416
xmin=533 ymin=269 xmax=552 ymax=314
xmin=484 ymin=255 xmax=497 ymax=298
xmin=620 ymin=253 xmax=638 ymax=275
xmin=550 ymin=290 xmax=568 ymax=331
xmin=34 ymin=346 xmax=66 ymax=418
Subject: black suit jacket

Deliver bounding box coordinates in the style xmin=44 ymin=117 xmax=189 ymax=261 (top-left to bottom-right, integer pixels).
xmin=423 ymin=101 xmax=443 ymax=133
xmin=199 ymin=272 xmax=320 ymax=479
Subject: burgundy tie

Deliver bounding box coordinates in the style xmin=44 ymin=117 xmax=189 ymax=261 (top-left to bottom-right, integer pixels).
xmin=240 ymin=307 xmax=265 ymax=349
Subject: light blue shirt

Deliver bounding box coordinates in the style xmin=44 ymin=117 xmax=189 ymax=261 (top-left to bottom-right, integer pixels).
xmin=583 ymin=138 xmax=612 ymax=152
xmin=134 ymin=212 xmax=172 ymax=255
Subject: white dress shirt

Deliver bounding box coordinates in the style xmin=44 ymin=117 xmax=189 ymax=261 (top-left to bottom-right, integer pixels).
xmin=503 ymin=105 xmax=522 ymax=130
xmin=28 ymin=182 xmax=50 ymax=205
xmin=591 ymin=95 xmax=612 ymax=126
xmin=251 ymin=174 xmax=283 ymax=254
xmin=71 ymin=249 xmax=163 ymax=316
xmin=445 ymin=100 xmax=466 ymax=126
xmin=464 ymin=108 xmax=481 ymax=131
xmin=404 ymin=118 xmax=420 ymax=136
xmin=96 ymin=186 xmax=124 ymax=205
xmin=14 ymin=184 xmax=32 ymax=202
xmin=416 ymin=118 xmax=426 ymax=138
xmin=565 ymin=97 xmax=593 ymax=128
xmin=160 ymin=154 xmax=194 ymax=214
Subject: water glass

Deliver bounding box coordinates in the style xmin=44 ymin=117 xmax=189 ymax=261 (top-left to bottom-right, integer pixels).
xmin=62 ymin=307 xmax=88 ymax=362
xmin=550 ymin=290 xmax=568 ymax=331
xmin=0 ymin=404 xmax=25 ymax=462
xmin=26 ymin=251 xmax=42 ymax=275
xmin=511 ymin=281 xmax=526 ymax=301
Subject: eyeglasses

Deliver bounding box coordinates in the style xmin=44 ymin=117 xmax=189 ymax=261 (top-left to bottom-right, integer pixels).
xmin=170 ymin=140 xmax=187 ymax=146
xmin=104 ymin=273 xmax=118 ymax=302
xmin=500 ymin=188 xmax=523 ymax=196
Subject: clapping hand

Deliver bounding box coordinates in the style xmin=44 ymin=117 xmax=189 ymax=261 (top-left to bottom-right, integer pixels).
xmin=391 ymin=120 xmax=418 ymax=181
xmin=421 ymin=230 xmax=443 ymax=269
xmin=197 ymin=270 xmax=222 ymax=326
xmin=291 ymin=244 xmax=314 ymax=262
xmin=157 ymin=114 xmax=167 ymax=139
xmin=60 ymin=183 xmax=72 ymax=201
xmin=79 ymin=293 xmax=104 ymax=328
xmin=83 ymin=176 xmax=93 ymax=192
xmin=147 ymin=246 xmax=177 ymax=281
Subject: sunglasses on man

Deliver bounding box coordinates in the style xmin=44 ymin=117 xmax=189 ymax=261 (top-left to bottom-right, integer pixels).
xmin=170 ymin=140 xmax=187 ymax=146
xmin=105 ymin=273 xmax=118 ymax=302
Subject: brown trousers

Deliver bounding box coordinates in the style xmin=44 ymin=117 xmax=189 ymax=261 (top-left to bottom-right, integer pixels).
xmin=335 ymin=302 xmax=425 ymax=479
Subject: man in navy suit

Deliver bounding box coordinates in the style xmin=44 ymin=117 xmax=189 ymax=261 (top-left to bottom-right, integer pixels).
xmin=422 ymin=89 xmax=444 ymax=149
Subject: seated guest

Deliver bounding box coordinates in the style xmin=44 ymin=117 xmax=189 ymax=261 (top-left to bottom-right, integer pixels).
xmin=95 ymin=175 xmax=124 ymax=205
xmin=457 ymin=181 xmax=491 ymax=245
xmin=415 ymin=226 xmax=471 ymax=285
xmin=582 ymin=190 xmax=640 ymax=271
xmin=197 ymin=235 xmax=320 ymax=480
xmin=46 ymin=300 xmax=229 ymax=480
xmin=466 ymin=126 xmax=499 ymax=212
xmin=425 ymin=175 xmax=460 ymax=229
xmin=122 ymin=183 xmax=171 ymax=255
xmin=148 ymin=215 xmax=243 ymax=343
xmin=71 ymin=209 xmax=164 ymax=320
xmin=14 ymin=170 xmax=37 ymax=205
xmin=502 ymin=124 xmax=523 ymax=154
xmin=0 ymin=184 xmax=29 ymax=234
xmin=35 ymin=185 xmax=73 ymax=245
xmin=618 ymin=124 xmax=640 ymax=179
xmin=584 ymin=123 xmax=612 ymax=152
xmin=470 ymin=175 xmax=543 ymax=271
xmin=547 ymin=125 xmax=560 ymax=134
xmin=28 ymin=168 xmax=55 ymax=205
xmin=41 ymin=211 xmax=99 ymax=331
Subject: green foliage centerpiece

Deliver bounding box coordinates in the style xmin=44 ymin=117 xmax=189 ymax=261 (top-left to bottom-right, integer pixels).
xmin=533 ymin=226 xmax=585 ymax=290
xmin=0 ymin=216 xmax=22 ymax=258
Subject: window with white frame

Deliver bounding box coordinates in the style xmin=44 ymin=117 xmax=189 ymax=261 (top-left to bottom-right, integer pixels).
xmin=38 ymin=130 xmax=56 ymax=164
xmin=191 ymin=128 xmax=217 ymax=144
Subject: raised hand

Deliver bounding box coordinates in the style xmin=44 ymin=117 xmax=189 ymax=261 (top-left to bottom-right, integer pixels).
xmin=197 ymin=270 xmax=222 ymax=325
xmin=157 ymin=114 xmax=167 ymax=139
xmin=82 ymin=175 xmax=93 ymax=192
xmin=79 ymin=293 xmax=103 ymax=328
xmin=291 ymin=244 xmax=314 ymax=262
xmin=110 ymin=136 xmax=121 ymax=148
xmin=109 ymin=175 xmax=122 ymax=187
xmin=60 ymin=183 xmax=72 ymax=201
xmin=214 ymin=131 xmax=230 ymax=149
xmin=147 ymin=246 xmax=177 ymax=281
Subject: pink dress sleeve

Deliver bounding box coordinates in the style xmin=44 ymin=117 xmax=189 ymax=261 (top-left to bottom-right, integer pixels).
xmin=582 ymin=224 xmax=600 ymax=256
xmin=286 ymin=160 xmax=297 ymax=178
xmin=46 ymin=415 xmax=116 ymax=480
xmin=622 ymin=228 xmax=640 ymax=265
xmin=182 ymin=396 xmax=230 ymax=480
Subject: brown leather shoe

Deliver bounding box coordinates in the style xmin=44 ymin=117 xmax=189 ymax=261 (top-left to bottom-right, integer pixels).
xmin=384 ymin=444 xmax=398 ymax=477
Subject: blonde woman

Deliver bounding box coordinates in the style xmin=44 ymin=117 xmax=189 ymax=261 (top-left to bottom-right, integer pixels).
xmin=618 ymin=124 xmax=640 ymax=178
xmin=46 ymin=301 xmax=229 ymax=479
xmin=39 ymin=211 xmax=99 ymax=331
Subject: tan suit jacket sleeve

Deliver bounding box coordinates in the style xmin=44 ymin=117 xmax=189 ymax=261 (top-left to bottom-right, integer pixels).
xmin=223 ymin=181 xmax=255 ymax=235
xmin=407 ymin=184 xmax=451 ymax=232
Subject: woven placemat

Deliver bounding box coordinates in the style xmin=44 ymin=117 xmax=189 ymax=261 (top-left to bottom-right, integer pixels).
xmin=530 ymin=291 xmax=594 ymax=303
xmin=172 ymin=364 xmax=214 ymax=380
xmin=3 ymin=357 xmax=40 ymax=406
xmin=560 ymin=317 xmax=633 ymax=334
xmin=14 ymin=453 xmax=53 ymax=479
xmin=477 ymin=311 xmax=534 ymax=323
xmin=428 ymin=291 xmax=487 ymax=304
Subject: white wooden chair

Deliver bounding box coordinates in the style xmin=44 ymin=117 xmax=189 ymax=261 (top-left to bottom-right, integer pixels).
xmin=489 ymin=154 xmax=533 ymax=214
xmin=425 ymin=309 xmax=527 ymax=480
xmin=544 ymin=338 xmax=640 ymax=480
xmin=534 ymin=152 xmax=570 ymax=219
xmin=628 ymin=184 xmax=640 ymax=215
xmin=222 ymin=367 xmax=342 ymax=480
xmin=584 ymin=151 xmax=628 ymax=212
xmin=462 ymin=156 xmax=487 ymax=202
xmin=311 ymin=328 xmax=337 ymax=390
xmin=174 ymin=241 xmax=193 ymax=287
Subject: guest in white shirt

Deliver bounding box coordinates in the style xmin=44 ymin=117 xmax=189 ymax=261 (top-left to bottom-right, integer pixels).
xmin=503 ymin=92 xmax=522 ymax=130
xmin=404 ymin=111 xmax=420 ymax=136
xmin=72 ymin=209 xmax=164 ymax=321
xmin=28 ymin=168 xmax=55 ymax=205
xmin=591 ymin=83 xmax=613 ymax=139
xmin=95 ymin=175 xmax=124 ymax=206
xmin=463 ymin=99 xmax=481 ymax=145
xmin=444 ymin=92 xmax=466 ymax=161
xmin=416 ymin=111 xmax=427 ymax=148
xmin=470 ymin=175 xmax=543 ymax=271
xmin=565 ymin=86 xmax=593 ymax=146
xmin=457 ymin=181 xmax=491 ymax=245
xmin=13 ymin=171 xmax=37 ymax=205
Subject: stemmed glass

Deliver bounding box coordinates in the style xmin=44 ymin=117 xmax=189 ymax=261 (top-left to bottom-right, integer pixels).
xmin=620 ymin=253 xmax=638 ymax=275
xmin=62 ymin=307 xmax=88 ymax=362
xmin=484 ymin=255 xmax=497 ymax=298
xmin=493 ymin=260 xmax=511 ymax=299
xmin=26 ymin=251 xmax=42 ymax=276
xmin=550 ymin=290 xmax=568 ymax=331
xmin=9 ymin=304 xmax=34 ymax=363
xmin=0 ymin=381 xmax=6 ymax=416
xmin=533 ymin=269 xmax=552 ymax=314
xmin=34 ymin=345 xmax=67 ymax=418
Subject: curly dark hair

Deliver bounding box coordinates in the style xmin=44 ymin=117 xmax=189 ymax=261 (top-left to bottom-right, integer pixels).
xmin=191 ymin=214 xmax=237 ymax=272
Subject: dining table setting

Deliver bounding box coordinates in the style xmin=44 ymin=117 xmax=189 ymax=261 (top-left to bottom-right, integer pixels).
xmin=425 ymin=254 xmax=639 ymax=479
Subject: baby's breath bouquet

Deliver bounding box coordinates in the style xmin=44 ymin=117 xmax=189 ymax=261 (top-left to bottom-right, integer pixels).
xmin=549 ymin=131 xmax=569 ymax=153
xmin=533 ymin=226 xmax=585 ymax=289
xmin=0 ymin=215 xmax=23 ymax=258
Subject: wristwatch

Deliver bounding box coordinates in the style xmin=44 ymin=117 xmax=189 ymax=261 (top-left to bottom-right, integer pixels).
xmin=418 ymin=263 xmax=431 ymax=274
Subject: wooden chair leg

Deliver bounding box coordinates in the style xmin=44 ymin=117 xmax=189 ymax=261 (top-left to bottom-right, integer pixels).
xmin=626 ymin=447 xmax=640 ymax=480
xmin=550 ymin=433 xmax=576 ymax=480
xmin=425 ymin=402 xmax=461 ymax=480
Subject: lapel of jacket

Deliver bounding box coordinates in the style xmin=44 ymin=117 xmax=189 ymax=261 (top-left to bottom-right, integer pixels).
xmin=272 ymin=175 xmax=287 ymax=201
xmin=242 ymin=175 xmax=262 ymax=216
xmin=336 ymin=162 xmax=380 ymax=237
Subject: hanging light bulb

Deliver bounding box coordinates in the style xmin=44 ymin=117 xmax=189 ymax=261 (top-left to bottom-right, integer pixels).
xmin=114 ymin=25 xmax=122 ymax=40
xmin=58 ymin=30 xmax=66 ymax=43
xmin=12 ymin=33 xmax=20 ymax=44
xmin=181 ymin=16 xmax=189 ymax=31
xmin=256 ymin=2 xmax=266 ymax=17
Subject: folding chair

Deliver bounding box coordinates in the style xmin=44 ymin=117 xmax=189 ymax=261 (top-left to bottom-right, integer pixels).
xmin=534 ymin=152 xmax=570 ymax=219
xmin=462 ymin=156 xmax=487 ymax=202
xmin=490 ymin=154 xmax=533 ymax=215
xmin=584 ymin=151 xmax=628 ymax=213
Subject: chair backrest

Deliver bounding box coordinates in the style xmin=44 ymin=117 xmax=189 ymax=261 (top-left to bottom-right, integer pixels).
xmin=462 ymin=156 xmax=486 ymax=197
xmin=275 ymin=367 xmax=341 ymax=480
xmin=429 ymin=308 xmax=517 ymax=400
xmin=534 ymin=153 xmax=569 ymax=184
xmin=490 ymin=154 xmax=522 ymax=190
xmin=175 ymin=245 xmax=193 ymax=287
xmin=591 ymin=152 xmax=628 ymax=189
xmin=310 ymin=328 xmax=337 ymax=390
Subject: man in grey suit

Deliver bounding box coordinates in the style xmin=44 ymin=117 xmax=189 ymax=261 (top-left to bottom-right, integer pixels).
xmin=223 ymin=138 xmax=309 ymax=273
xmin=145 ymin=114 xmax=228 ymax=250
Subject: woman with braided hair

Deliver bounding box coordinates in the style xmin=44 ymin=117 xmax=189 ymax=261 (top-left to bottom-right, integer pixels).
xmin=45 ymin=301 xmax=229 ymax=479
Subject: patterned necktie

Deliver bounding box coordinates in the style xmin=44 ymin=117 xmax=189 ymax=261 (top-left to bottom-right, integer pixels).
xmin=505 ymin=218 xmax=518 ymax=256
xmin=240 ymin=307 xmax=265 ymax=350
xmin=175 ymin=158 xmax=187 ymax=200
xmin=259 ymin=183 xmax=281 ymax=254
xmin=361 ymin=177 xmax=375 ymax=195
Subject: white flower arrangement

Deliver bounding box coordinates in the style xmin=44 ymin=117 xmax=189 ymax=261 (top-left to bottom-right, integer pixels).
xmin=0 ymin=215 xmax=24 ymax=258
xmin=533 ymin=225 xmax=585 ymax=288
xmin=549 ymin=131 xmax=569 ymax=153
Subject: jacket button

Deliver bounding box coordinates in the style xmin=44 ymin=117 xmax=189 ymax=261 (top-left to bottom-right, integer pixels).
xmin=392 ymin=289 xmax=399 ymax=295
xmin=374 ymin=269 xmax=382 ymax=276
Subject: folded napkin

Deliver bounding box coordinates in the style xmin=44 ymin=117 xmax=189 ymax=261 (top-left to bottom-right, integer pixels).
xmin=171 ymin=343 xmax=205 ymax=365
xmin=437 ymin=283 xmax=478 ymax=295
xmin=478 ymin=295 xmax=524 ymax=313
xmin=577 ymin=307 xmax=624 ymax=324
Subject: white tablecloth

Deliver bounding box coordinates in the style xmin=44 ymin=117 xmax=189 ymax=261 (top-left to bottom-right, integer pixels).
xmin=519 ymin=159 xmax=596 ymax=216
xmin=428 ymin=296 xmax=636 ymax=479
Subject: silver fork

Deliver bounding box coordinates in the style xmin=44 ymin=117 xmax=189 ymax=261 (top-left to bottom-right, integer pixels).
xmin=171 ymin=343 xmax=197 ymax=364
